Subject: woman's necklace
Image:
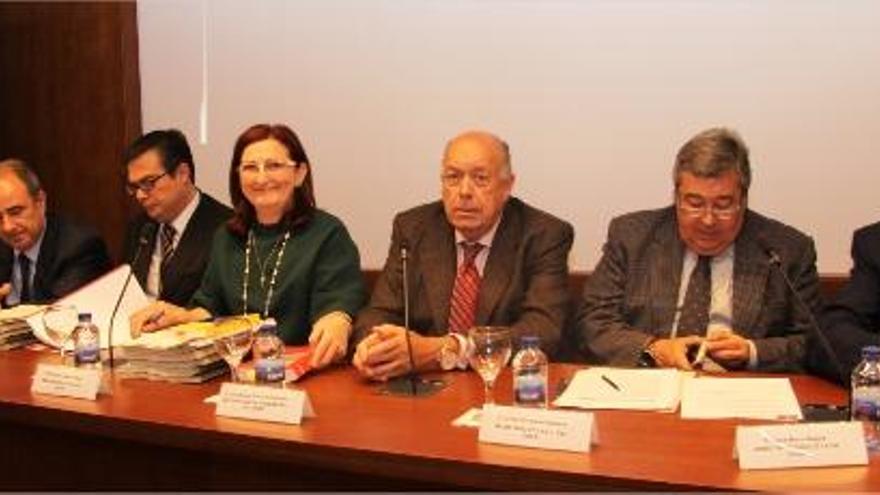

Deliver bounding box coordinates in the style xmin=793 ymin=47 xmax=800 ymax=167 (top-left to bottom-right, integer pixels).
xmin=252 ymin=234 xmax=285 ymax=288
xmin=243 ymin=228 xmax=291 ymax=318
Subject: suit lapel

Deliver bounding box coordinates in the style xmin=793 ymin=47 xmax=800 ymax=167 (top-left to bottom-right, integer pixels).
xmin=732 ymin=213 xmax=769 ymax=332
xmin=476 ymin=203 xmax=519 ymax=324
xmin=133 ymin=220 xmax=158 ymax=288
xmin=649 ymin=211 xmax=684 ymax=332
xmin=32 ymin=215 xmax=59 ymax=299
xmin=420 ymin=210 xmax=456 ymax=332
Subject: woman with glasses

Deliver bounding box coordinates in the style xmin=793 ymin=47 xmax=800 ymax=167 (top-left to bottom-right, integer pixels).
xmin=130 ymin=123 xmax=365 ymax=369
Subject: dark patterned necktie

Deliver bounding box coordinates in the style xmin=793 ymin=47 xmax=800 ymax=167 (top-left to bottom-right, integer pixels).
xmin=18 ymin=254 xmax=31 ymax=303
xmin=160 ymin=223 xmax=177 ymax=266
xmin=448 ymin=242 xmax=483 ymax=334
xmin=678 ymin=255 xmax=711 ymax=335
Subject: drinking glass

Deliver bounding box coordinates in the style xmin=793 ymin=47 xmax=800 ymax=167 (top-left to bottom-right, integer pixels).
xmin=467 ymin=326 xmax=512 ymax=407
xmin=42 ymin=304 xmax=79 ymax=357
xmin=214 ymin=329 xmax=255 ymax=382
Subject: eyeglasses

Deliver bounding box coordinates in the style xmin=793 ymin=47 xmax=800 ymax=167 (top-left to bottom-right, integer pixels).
xmin=238 ymin=159 xmax=299 ymax=177
xmin=441 ymin=170 xmax=494 ymax=189
xmin=677 ymin=197 xmax=742 ymax=220
xmin=126 ymin=172 xmax=168 ymax=196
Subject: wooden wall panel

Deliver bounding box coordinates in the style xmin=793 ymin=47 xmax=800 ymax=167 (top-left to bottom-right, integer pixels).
xmin=0 ymin=2 xmax=141 ymax=261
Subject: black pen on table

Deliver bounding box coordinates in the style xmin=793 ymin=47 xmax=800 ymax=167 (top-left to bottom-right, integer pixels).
xmin=601 ymin=374 xmax=621 ymax=391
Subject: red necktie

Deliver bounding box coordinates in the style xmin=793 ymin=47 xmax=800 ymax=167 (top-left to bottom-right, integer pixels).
xmin=448 ymin=242 xmax=483 ymax=334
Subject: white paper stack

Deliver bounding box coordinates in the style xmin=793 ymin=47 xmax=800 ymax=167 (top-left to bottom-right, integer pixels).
xmin=0 ymin=304 xmax=44 ymax=350
xmin=117 ymin=315 xmax=260 ymax=384
xmin=681 ymin=377 xmax=803 ymax=420
xmin=553 ymin=367 xmax=686 ymax=412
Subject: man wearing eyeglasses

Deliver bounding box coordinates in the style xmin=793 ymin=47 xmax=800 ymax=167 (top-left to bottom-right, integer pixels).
xmin=0 ymin=159 xmax=110 ymax=306
xmin=576 ymin=127 xmax=820 ymax=372
xmin=353 ymin=130 xmax=573 ymax=382
xmin=123 ymin=129 xmax=231 ymax=306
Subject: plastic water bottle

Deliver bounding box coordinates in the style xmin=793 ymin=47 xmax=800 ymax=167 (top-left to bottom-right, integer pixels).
xmin=512 ymin=335 xmax=548 ymax=408
xmin=252 ymin=318 xmax=285 ymax=385
xmin=71 ymin=312 xmax=100 ymax=367
xmin=851 ymin=345 xmax=880 ymax=452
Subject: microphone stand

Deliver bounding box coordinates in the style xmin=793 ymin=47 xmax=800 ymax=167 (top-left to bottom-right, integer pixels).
xmin=383 ymin=244 xmax=447 ymax=397
xmin=107 ymin=224 xmax=155 ymax=369
xmin=765 ymin=247 xmax=851 ymax=420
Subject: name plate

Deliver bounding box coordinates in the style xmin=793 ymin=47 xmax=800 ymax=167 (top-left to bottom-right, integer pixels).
xmin=479 ymin=405 xmax=597 ymax=453
xmin=31 ymin=363 xmax=100 ymax=400
xmin=216 ymin=382 xmax=315 ymax=425
xmin=735 ymin=422 xmax=868 ymax=470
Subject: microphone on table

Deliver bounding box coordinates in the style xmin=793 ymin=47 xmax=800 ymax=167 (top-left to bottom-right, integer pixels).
xmin=383 ymin=240 xmax=447 ymax=397
xmin=758 ymin=236 xmax=850 ymax=420
xmin=107 ymin=222 xmax=156 ymax=369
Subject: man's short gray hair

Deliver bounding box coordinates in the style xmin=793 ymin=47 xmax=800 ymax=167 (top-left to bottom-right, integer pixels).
xmin=673 ymin=127 xmax=751 ymax=193
xmin=0 ymin=158 xmax=43 ymax=198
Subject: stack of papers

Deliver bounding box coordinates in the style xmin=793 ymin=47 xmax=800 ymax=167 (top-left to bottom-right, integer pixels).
xmin=0 ymin=305 xmax=44 ymax=350
xmin=117 ymin=315 xmax=260 ymax=383
xmin=681 ymin=377 xmax=803 ymax=420
xmin=553 ymin=367 xmax=685 ymax=411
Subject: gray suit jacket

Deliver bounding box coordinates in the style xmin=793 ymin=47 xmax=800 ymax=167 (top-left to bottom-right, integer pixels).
xmin=354 ymin=197 xmax=573 ymax=355
xmin=576 ymin=206 xmax=820 ymax=372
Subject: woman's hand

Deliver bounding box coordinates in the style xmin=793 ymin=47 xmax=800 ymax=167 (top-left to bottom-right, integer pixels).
xmin=308 ymin=311 xmax=353 ymax=369
xmin=129 ymin=301 xmax=209 ymax=337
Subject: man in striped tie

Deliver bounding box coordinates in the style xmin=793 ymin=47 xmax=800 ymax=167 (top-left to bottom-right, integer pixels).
xmin=353 ymin=130 xmax=573 ymax=382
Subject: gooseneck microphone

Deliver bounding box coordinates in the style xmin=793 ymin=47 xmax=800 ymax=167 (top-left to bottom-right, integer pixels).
xmin=384 ymin=240 xmax=446 ymax=397
xmin=400 ymin=243 xmax=418 ymax=394
xmin=758 ymin=237 xmax=851 ymax=419
xmin=107 ymin=223 xmax=156 ymax=368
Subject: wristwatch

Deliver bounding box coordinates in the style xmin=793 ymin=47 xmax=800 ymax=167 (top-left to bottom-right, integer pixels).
xmin=438 ymin=335 xmax=460 ymax=371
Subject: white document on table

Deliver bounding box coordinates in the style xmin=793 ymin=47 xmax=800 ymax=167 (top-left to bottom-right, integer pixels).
xmin=552 ymin=367 xmax=685 ymax=411
xmin=26 ymin=264 xmax=149 ymax=350
xmin=681 ymin=377 xmax=803 ymax=420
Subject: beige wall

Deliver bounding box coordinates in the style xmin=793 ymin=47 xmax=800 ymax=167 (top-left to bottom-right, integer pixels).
xmin=138 ymin=0 xmax=880 ymax=272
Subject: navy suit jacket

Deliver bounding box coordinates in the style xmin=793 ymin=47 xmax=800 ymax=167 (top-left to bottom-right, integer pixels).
xmin=124 ymin=192 xmax=231 ymax=307
xmin=812 ymin=222 xmax=880 ymax=384
xmin=0 ymin=213 xmax=111 ymax=304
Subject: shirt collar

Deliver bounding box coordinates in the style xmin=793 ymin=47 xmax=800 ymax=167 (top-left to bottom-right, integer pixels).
xmin=167 ymin=190 xmax=200 ymax=234
xmin=454 ymin=212 xmax=503 ymax=250
xmin=14 ymin=216 xmax=47 ymax=263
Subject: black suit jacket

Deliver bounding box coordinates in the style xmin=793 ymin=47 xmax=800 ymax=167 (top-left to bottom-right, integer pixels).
xmin=811 ymin=222 xmax=880 ymax=384
xmin=354 ymin=197 xmax=574 ymax=355
xmin=124 ymin=193 xmax=232 ymax=307
xmin=576 ymin=206 xmax=821 ymax=372
xmin=0 ymin=213 xmax=111 ymax=304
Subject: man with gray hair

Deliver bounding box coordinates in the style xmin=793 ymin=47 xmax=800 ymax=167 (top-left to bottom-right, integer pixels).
xmin=353 ymin=130 xmax=573 ymax=382
xmin=0 ymin=159 xmax=110 ymax=306
xmin=576 ymin=127 xmax=820 ymax=372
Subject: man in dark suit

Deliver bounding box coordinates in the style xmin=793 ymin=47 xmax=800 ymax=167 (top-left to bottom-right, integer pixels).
xmin=123 ymin=129 xmax=231 ymax=306
xmin=577 ymin=128 xmax=820 ymax=372
xmin=353 ymin=130 xmax=573 ymax=382
xmin=810 ymin=223 xmax=880 ymax=384
xmin=0 ymin=159 xmax=110 ymax=305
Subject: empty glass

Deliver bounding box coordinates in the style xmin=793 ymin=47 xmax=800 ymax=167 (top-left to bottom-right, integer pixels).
xmin=467 ymin=326 xmax=512 ymax=407
xmin=42 ymin=304 xmax=79 ymax=357
xmin=214 ymin=328 xmax=255 ymax=382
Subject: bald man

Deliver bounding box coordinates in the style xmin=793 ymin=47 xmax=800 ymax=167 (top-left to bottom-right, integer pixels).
xmin=353 ymin=130 xmax=573 ymax=382
xmin=0 ymin=159 xmax=110 ymax=306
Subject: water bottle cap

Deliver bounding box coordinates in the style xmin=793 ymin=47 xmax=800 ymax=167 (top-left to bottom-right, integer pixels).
xmin=520 ymin=335 xmax=540 ymax=346
xmin=862 ymin=346 xmax=880 ymax=359
xmin=78 ymin=313 xmax=91 ymax=322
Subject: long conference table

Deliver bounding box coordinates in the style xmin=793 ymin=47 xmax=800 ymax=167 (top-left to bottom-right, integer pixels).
xmin=0 ymin=348 xmax=875 ymax=491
